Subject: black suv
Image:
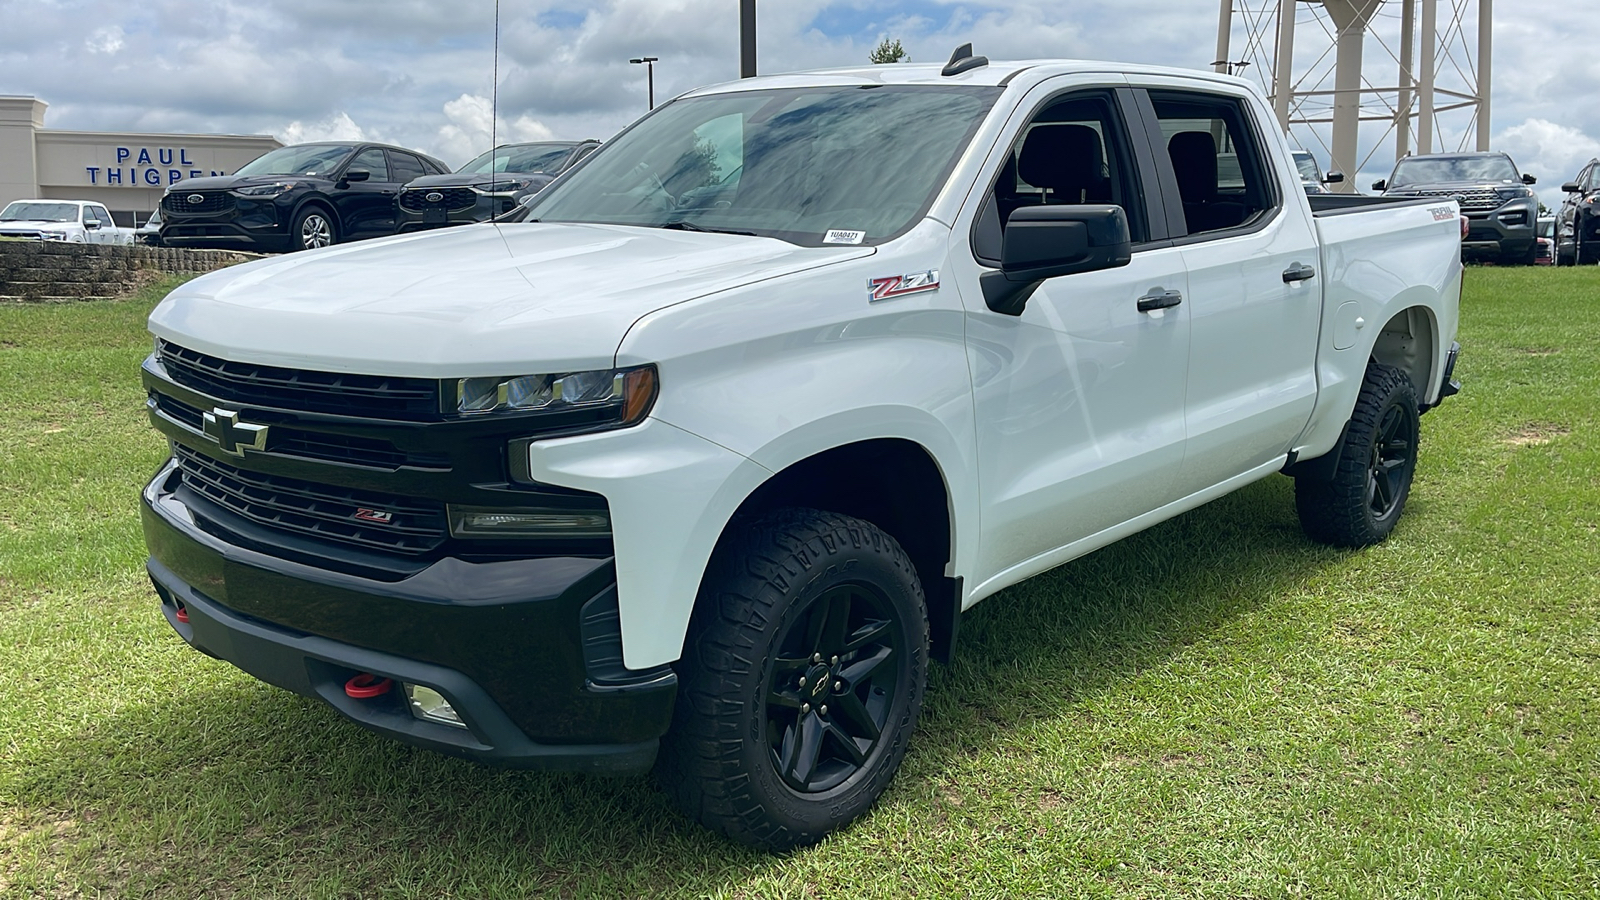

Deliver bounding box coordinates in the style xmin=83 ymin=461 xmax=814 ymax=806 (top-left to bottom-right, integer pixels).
xmin=396 ymin=140 xmax=599 ymax=232
xmin=160 ymin=142 xmax=450 ymax=252
xmin=1556 ymin=158 xmax=1600 ymax=265
xmin=1372 ymin=151 xmax=1539 ymax=265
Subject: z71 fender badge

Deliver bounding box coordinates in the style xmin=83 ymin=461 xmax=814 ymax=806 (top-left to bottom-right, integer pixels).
xmin=868 ymin=269 xmax=940 ymax=302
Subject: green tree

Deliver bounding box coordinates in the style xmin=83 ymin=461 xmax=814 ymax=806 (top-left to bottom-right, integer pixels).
xmin=869 ymin=38 xmax=909 ymax=64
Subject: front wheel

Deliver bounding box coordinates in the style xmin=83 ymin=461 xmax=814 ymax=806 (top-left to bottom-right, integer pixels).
xmin=658 ymin=509 xmax=928 ymax=851
xmin=292 ymin=207 xmax=336 ymax=251
xmin=1294 ymin=363 xmax=1420 ymax=547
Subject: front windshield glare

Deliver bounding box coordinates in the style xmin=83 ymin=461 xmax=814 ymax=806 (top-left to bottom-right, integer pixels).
xmin=525 ymin=85 xmax=1002 ymax=245
xmin=1391 ymin=155 xmax=1519 ymax=186
xmin=1 ymin=202 xmax=78 ymax=222
xmin=462 ymin=144 xmax=574 ymax=175
xmin=235 ymin=144 xmax=357 ymax=177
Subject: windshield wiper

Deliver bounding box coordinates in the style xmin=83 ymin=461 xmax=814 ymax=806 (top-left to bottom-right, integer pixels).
xmin=658 ymin=221 xmax=758 ymax=237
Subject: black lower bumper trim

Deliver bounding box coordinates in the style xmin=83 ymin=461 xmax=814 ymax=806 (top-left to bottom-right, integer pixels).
xmin=1420 ymin=341 xmax=1461 ymax=414
xmin=148 ymin=557 xmax=660 ymax=774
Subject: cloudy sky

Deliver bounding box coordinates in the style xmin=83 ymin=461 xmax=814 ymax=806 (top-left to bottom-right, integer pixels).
xmin=2 ymin=0 xmax=1597 ymax=207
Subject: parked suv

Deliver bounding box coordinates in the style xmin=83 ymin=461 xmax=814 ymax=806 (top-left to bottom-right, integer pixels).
xmin=1292 ymin=150 xmax=1344 ymax=194
xmin=1556 ymin=158 xmax=1600 ymax=265
xmin=397 ymin=140 xmax=599 ymax=232
xmin=1372 ymin=151 xmax=1538 ymax=264
xmin=160 ymin=142 xmax=450 ymax=252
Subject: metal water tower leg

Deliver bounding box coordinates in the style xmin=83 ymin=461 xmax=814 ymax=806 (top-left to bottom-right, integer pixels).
xmin=1273 ymin=0 xmax=1296 ymax=131
xmin=1418 ymin=0 xmax=1437 ymax=154
xmin=1215 ymin=0 xmax=1233 ymax=74
xmin=1477 ymin=0 xmax=1492 ymax=150
xmin=1397 ymin=0 xmax=1416 ymax=159
xmin=1324 ymin=0 xmax=1376 ymax=193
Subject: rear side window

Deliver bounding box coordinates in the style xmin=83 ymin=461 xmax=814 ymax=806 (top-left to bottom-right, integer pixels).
xmin=1150 ymin=92 xmax=1277 ymax=237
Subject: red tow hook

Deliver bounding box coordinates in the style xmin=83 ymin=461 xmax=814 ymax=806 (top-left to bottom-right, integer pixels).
xmin=344 ymin=673 xmax=394 ymax=699
xmin=174 ymin=604 xmax=189 ymax=624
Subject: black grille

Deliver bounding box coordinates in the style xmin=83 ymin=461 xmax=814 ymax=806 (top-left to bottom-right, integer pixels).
xmin=151 ymin=393 xmax=447 ymax=470
xmin=175 ymin=445 xmax=447 ymax=555
xmin=1407 ymin=188 xmax=1503 ymax=213
xmin=399 ymin=187 xmax=478 ymax=212
xmin=163 ymin=192 xmax=235 ymax=215
xmin=157 ymin=340 xmax=441 ymax=420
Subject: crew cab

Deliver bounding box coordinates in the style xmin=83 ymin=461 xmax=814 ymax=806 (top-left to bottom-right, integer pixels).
xmin=138 ymin=49 xmax=1463 ymax=851
xmin=0 ymin=199 xmax=132 ymax=244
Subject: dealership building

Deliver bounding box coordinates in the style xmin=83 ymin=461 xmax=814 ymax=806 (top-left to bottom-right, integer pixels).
xmin=0 ymin=95 xmax=281 ymax=227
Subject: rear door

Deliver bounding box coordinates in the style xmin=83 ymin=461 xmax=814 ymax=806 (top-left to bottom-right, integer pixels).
xmin=1130 ymin=81 xmax=1323 ymax=495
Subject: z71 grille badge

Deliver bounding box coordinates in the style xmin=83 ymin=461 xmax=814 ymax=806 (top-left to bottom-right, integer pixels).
xmin=354 ymin=508 xmax=395 ymax=524
xmin=868 ymin=270 xmax=940 ymax=302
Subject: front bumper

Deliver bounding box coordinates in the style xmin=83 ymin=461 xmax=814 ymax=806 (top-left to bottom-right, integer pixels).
xmin=396 ymin=194 xmax=518 ymax=232
xmin=141 ymin=459 xmax=676 ymax=773
xmin=161 ymin=198 xmax=289 ymax=251
xmin=1459 ymin=198 xmax=1538 ymax=258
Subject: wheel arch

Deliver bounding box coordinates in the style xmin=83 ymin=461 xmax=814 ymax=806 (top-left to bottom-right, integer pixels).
xmin=1368 ymin=302 xmax=1439 ymax=403
xmin=706 ymin=437 xmax=962 ymax=664
xmin=290 ymin=196 xmax=341 ymax=236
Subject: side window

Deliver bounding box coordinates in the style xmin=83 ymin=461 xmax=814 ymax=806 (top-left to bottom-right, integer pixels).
xmin=972 ymin=92 xmax=1146 ymax=265
xmin=387 ymin=151 xmax=426 ymax=184
xmin=92 ymin=206 xmax=112 ymax=226
xmin=348 ymin=147 xmax=389 ymax=182
xmin=1150 ymin=91 xmax=1277 ymax=238
xmin=1586 ymin=165 xmax=1600 ymax=192
xmin=81 ymin=206 xmax=98 ymax=225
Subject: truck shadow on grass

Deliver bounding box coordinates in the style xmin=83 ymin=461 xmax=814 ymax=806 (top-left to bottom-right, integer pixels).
xmin=19 ymin=474 xmax=1362 ymax=896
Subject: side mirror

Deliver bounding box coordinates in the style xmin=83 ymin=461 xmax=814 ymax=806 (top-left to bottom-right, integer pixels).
xmin=1563 ymin=181 xmax=1581 ymax=193
xmin=343 ymin=169 xmax=371 ymax=183
xmin=1372 ymin=179 xmax=1387 ymax=192
xmin=1323 ymin=171 xmax=1345 ymax=184
xmin=1522 ymin=173 xmax=1537 ymax=185
xmin=981 ymin=205 xmax=1132 ymax=316
xmin=84 ymin=219 xmax=101 ymax=230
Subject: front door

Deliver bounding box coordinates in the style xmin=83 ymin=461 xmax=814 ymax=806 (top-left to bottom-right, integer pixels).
xmin=952 ymin=87 xmax=1192 ymax=589
xmin=336 ymin=147 xmax=399 ymax=240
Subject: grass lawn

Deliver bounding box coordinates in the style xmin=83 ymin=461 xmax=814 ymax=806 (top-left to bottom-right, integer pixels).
xmin=2 ymin=269 xmax=1597 ymax=898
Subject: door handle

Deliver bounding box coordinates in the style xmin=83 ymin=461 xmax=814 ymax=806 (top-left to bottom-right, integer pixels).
xmin=1282 ymin=262 xmax=1317 ymax=283
xmin=1136 ymin=289 xmax=1183 ymax=312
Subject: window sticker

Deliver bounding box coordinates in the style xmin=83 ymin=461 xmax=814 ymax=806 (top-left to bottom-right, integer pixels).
xmin=824 ymin=229 xmax=866 ymax=245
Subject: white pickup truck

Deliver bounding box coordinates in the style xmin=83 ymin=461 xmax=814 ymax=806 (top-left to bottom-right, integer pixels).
xmin=0 ymin=199 xmax=133 ymax=244
xmin=139 ymin=50 xmax=1462 ymax=850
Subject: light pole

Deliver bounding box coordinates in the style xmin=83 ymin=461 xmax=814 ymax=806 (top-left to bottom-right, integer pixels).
xmin=629 ymin=56 xmax=659 ymax=110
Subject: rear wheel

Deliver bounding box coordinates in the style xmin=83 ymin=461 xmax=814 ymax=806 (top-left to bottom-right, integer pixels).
xmin=1294 ymin=363 xmax=1420 ymax=547
xmin=658 ymin=508 xmax=928 ymax=851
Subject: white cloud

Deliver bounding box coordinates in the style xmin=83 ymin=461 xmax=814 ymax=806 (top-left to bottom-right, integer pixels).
xmin=1494 ymin=119 xmax=1600 ymax=211
xmin=279 ymin=112 xmax=370 ymax=145
xmin=85 ymin=25 xmax=122 ymax=54
xmin=433 ymin=94 xmax=555 ymax=168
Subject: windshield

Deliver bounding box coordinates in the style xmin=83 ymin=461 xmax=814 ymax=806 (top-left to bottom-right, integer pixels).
xmin=235 ymin=144 xmax=357 ymax=177
xmin=1538 ymin=218 xmax=1554 ymax=239
xmin=525 ymin=84 xmax=1003 ymax=245
xmin=1292 ymin=152 xmax=1320 ymax=183
xmin=1390 ymin=155 xmax=1519 ymax=186
xmin=0 ymin=202 xmax=77 ymax=222
xmin=461 ymin=143 xmax=576 ymax=175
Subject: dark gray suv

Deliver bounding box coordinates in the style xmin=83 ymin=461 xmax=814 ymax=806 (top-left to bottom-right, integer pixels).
xmin=1372 ymin=152 xmax=1539 ymax=265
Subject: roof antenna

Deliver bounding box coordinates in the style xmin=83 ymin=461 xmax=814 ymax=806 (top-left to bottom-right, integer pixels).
xmin=490 ymin=0 xmax=500 ymax=162
xmin=941 ymin=42 xmax=988 ymax=77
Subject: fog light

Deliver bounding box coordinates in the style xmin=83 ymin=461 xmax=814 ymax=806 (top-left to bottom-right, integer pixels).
xmin=404 ymin=684 xmax=467 ymax=729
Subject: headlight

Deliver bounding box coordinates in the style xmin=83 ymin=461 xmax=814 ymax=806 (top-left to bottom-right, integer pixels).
xmin=41 ymin=232 xmax=69 ymax=241
xmin=1496 ymin=186 xmax=1534 ymax=201
xmin=232 ymin=182 xmax=293 ymax=197
xmin=447 ymin=505 xmax=611 ymax=538
xmin=475 ymin=180 xmax=532 ymax=195
xmin=454 ymin=364 xmax=657 ymax=422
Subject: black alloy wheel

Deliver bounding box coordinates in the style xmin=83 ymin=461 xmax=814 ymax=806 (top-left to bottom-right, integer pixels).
xmin=1365 ymin=402 xmax=1412 ymax=524
xmin=658 ymin=508 xmax=928 ymax=851
xmin=764 ymin=583 xmax=903 ymax=794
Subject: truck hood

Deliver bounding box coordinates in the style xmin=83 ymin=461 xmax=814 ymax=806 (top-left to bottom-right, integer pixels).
xmin=0 ymin=219 xmax=74 ymax=231
xmin=148 ymin=222 xmax=874 ymax=377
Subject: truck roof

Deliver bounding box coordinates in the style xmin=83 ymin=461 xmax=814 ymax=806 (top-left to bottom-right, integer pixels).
xmin=684 ymin=58 xmax=1258 ymax=96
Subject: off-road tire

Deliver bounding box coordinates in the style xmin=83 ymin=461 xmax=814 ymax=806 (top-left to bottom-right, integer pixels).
xmin=1295 ymin=363 xmax=1420 ymax=547
xmin=292 ymin=206 xmax=337 ymax=251
xmin=657 ymin=508 xmax=929 ymax=852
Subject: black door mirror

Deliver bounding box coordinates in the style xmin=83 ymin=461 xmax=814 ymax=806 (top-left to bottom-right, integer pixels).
xmin=981 ymin=205 xmax=1132 ymax=315
xmin=1563 ymin=181 xmax=1581 ymax=193
xmin=343 ymin=169 xmax=371 ymax=183
xmin=1372 ymin=179 xmax=1387 ymax=192
xmin=1323 ymin=171 xmax=1345 ymax=184
xmin=1522 ymin=173 xmax=1537 ymax=185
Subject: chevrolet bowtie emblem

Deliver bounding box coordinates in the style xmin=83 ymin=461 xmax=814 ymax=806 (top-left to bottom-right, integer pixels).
xmin=201 ymin=408 xmax=269 ymax=456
